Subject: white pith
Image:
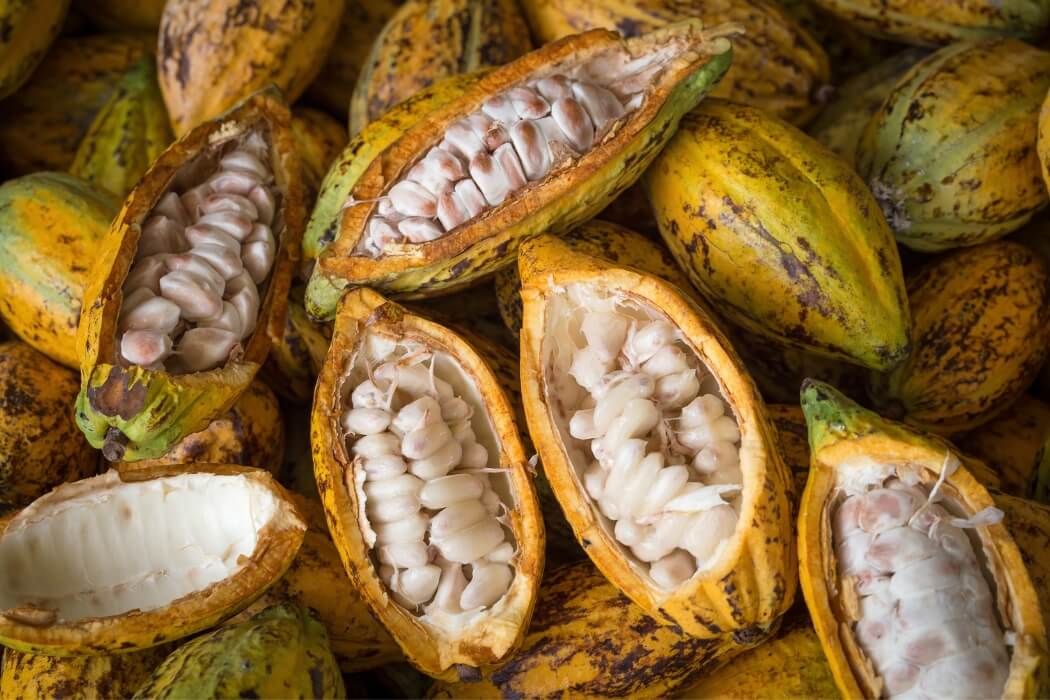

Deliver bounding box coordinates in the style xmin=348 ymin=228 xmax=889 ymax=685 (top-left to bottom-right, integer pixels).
xmin=541 ymin=282 xmax=742 ymax=591
xmin=117 ymin=127 xmax=283 ymax=374
xmin=830 ymin=456 xmax=1010 ymax=699
xmin=352 ymin=39 xmax=689 ymax=257
xmin=0 ymin=471 xmax=278 ymax=622
xmin=340 ymin=330 xmax=518 ymax=632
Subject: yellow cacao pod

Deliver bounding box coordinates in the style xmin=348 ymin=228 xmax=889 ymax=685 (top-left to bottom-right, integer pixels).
xmin=158 ymin=0 xmax=346 ymax=136
xmin=647 ymin=98 xmax=911 ymax=371
xmin=955 ymin=395 xmax=1050 ymax=499
xmin=995 ymin=494 xmax=1050 ymax=634
xmin=0 ymin=0 xmax=69 ymax=100
xmin=868 ymin=242 xmax=1050 ymax=435
xmin=291 ymin=107 xmax=348 ymax=207
xmin=518 ymin=234 xmax=796 ymax=639
xmin=1 ymin=645 xmax=169 ymax=700
xmin=260 ymin=289 xmax=332 ymax=404
xmin=517 ymin=0 xmax=830 ymax=124
xmin=775 ymin=0 xmax=899 ymax=81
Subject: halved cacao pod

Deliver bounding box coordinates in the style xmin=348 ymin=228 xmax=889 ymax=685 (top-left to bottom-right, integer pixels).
xmin=798 ymin=380 xmax=1048 ymax=699
xmin=995 ymin=494 xmax=1050 ymax=632
xmin=69 ymin=56 xmax=174 ymax=199
xmin=75 ymin=0 xmax=166 ymax=31
xmin=956 ymin=395 xmax=1050 ymax=498
xmin=349 ymin=0 xmax=532 ymax=136
xmin=808 ymin=48 xmax=929 ymax=166
xmin=516 ymin=0 xmax=830 ymax=125
xmin=75 ymin=88 xmax=304 ymax=462
xmin=494 ymin=219 xmax=694 ymax=340
xmin=518 ymin=234 xmax=796 ymax=638
xmin=292 ymin=107 xmax=348 ymax=207
xmin=868 ymin=242 xmax=1050 ymax=435
xmin=132 ymin=603 xmax=344 ymax=699
xmin=0 ymin=341 xmax=97 ymax=508
xmin=261 ymin=288 xmax=332 ymax=404
xmin=113 ymin=379 xmax=285 ymax=476
xmin=1 ymin=645 xmax=170 ymax=700
xmin=428 ymin=560 xmax=766 ymax=699
xmin=0 ymin=0 xmax=69 ymax=100
xmin=0 ymin=172 xmax=119 ymax=368
xmin=0 ymin=33 xmax=153 ymax=175
xmin=304 ymin=21 xmax=736 ymax=312
xmin=647 ymin=98 xmax=911 ymax=371
xmin=857 ymin=39 xmax=1050 ymax=252
xmin=311 ymin=287 xmax=544 ymax=679
xmin=0 ymin=466 xmax=305 ymax=654
xmin=158 ymin=0 xmax=345 ymax=137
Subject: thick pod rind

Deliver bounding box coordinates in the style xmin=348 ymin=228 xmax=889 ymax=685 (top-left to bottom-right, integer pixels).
xmin=0 ymin=465 xmax=306 ymax=655
xmin=0 ymin=0 xmax=69 ymax=100
xmin=857 ymin=39 xmax=1050 ymax=252
xmin=305 ymin=21 xmax=735 ymax=312
xmin=647 ymin=99 xmax=911 ymax=371
xmin=518 ymin=234 xmax=796 ymax=639
xmin=311 ymin=287 xmax=544 ymax=679
xmin=797 ymin=380 xmax=1048 ymax=699
xmin=74 ymin=88 xmax=304 ymax=462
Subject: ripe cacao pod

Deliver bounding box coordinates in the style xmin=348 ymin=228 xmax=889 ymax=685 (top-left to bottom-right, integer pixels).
xmin=0 ymin=172 xmax=119 ymax=368
xmin=75 ymin=0 xmax=165 ymax=31
xmin=868 ymin=242 xmax=1050 ymax=435
xmin=158 ymin=0 xmax=346 ymax=136
xmin=775 ymin=0 xmax=899 ymax=81
xmin=955 ymin=395 xmax=1050 ymax=499
xmin=292 ymin=107 xmax=348 ymax=207
xmin=1 ymin=645 xmax=170 ymax=699
xmin=518 ymin=234 xmax=796 ymax=639
xmin=858 ymin=39 xmax=1050 ymax=252
xmin=798 ymin=380 xmax=1048 ymax=699
xmin=994 ymin=494 xmax=1050 ymax=633
xmin=305 ymin=21 xmax=736 ymax=311
xmin=261 ymin=289 xmax=332 ymax=404
xmin=647 ymin=98 xmax=911 ymax=371
xmin=0 ymin=0 xmax=69 ymax=100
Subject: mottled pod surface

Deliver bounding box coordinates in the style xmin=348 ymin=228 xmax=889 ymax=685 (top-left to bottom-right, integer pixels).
xmin=994 ymin=494 xmax=1050 ymax=634
xmin=0 ymin=645 xmax=170 ymax=700
xmin=158 ymin=0 xmax=346 ymax=136
xmin=798 ymin=381 xmax=1048 ymax=699
xmin=518 ymin=234 xmax=796 ymax=640
xmin=868 ymin=242 xmax=1050 ymax=435
xmin=647 ymin=99 xmax=911 ymax=371
xmin=858 ymin=39 xmax=1050 ymax=252
xmin=956 ymin=395 xmax=1050 ymax=498
xmin=291 ymin=107 xmax=349 ymax=207
xmin=0 ymin=0 xmax=69 ymax=100
xmin=261 ymin=289 xmax=332 ymax=404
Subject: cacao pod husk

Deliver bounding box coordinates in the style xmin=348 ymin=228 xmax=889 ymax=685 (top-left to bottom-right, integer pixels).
xmin=775 ymin=0 xmax=900 ymax=81
xmin=955 ymin=395 xmax=1050 ymax=499
xmin=1 ymin=645 xmax=170 ymax=700
xmin=260 ymin=288 xmax=332 ymax=404
xmin=0 ymin=0 xmax=69 ymax=100
xmin=994 ymin=494 xmax=1050 ymax=633
xmin=292 ymin=106 xmax=348 ymax=207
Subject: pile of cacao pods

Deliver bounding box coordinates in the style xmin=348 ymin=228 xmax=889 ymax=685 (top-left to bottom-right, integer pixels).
xmin=1 ymin=0 xmax=1050 ymax=697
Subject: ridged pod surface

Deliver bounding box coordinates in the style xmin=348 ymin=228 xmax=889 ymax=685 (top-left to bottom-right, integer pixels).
xmin=857 ymin=40 xmax=1050 ymax=252
xmin=808 ymin=48 xmax=929 ymax=167
xmin=75 ymin=89 xmax=304 ymax=462
xmin=311 ymin=288 xmax=544 ymax=679
xmin=0 ymin=341 xmax=97 ymax=509
xmin=0 ymin=0 xmax=69 ymax=100
xmin=305 ymin=22 xmax=735 ymax=311
xmin=868 ymin=242 xmax=1050 ymax=435
xmin=0 ymin=172 xmax=119 ymax=368
xmin=158 ymin=0 xmax=346 ymax=136
xmin=350 ymin=0 xmax=532 ymax=136
xmin=995 ymin=494 xmax=1050 ymax=633
xmin=428 ymin=560 xmax=765 ymax=698
xmin=647 ymin=99 xmax=911 ymax=371
xmin=292 ymin=107 xmax=348 ymax=207
xmin=956 ymin=396 xmax=1050 ymax=498
xmin=493 ymin=219 xmax=695 ymax=340
xmin=518 ymin=234 xmax=796 ymax=639
xmin=132 ymin=603 xmax=343 ymax=699
xmin=517 ymin=0 xmax=830 ymax=125
xmin=775 ymin=0 xmax=900 ymax=81
xmin=798 ymin=381 xmax=1048 ymax=699
xmin=0 ymin=645 xmax=170 ymax=700
xmin=69 ymin=57 xmax=174 ymax=199
xmin=0 ymin=33 xmax=153 ymax=175
xmin=75 ymin=0 xmax=166 ymax=30
xmin=261 ymin=290 xmax=332 ymax=404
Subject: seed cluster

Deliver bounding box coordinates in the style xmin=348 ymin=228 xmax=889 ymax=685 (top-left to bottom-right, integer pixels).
xmin=343 ymin=339 xmax=515 ymax=616
xmin=834 ymin=478 xmax=1008 ymax=698
xmin=118 ymin=135 xmax=280 ymax=374
xmin=358 ymin=51 xmax=669 ymax=256
xmin=561 ymin=289 xmax=742 ymax=589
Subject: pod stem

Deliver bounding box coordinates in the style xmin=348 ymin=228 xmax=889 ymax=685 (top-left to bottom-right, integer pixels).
xmin=102 ymin=427 xmax=129 ymax=462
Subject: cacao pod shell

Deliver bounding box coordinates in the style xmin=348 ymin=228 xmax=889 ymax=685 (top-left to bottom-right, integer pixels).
xmin=1 ymin=645 xmax=170 ymax=699
xmin=956 ymin=395 xmax=1050 ymax=499
xmin=260 ymin=289 xmax=332 ymax=404
xmin=0 ymin=0 xmax=69 ymax=100
xmin=994 ymin=493 xmax=1050 ymax=633
xmin=775 ymin=0 xmax=899 ymax=81
xmin=292 ymin=106 xmax=348 ymax=207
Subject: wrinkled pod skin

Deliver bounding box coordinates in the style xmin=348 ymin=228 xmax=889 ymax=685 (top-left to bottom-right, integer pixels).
xmin=0 ymin=0 xmax=69 ymax=100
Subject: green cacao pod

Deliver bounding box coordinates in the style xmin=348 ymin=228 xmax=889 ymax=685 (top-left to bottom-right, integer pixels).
xmin=0 ymin=0 xmax=69 ymax=100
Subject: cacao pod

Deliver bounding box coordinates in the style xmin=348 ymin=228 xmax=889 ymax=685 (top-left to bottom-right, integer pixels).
xmin=955 ymin=395 xmax=1050 ymax=499
xmin=75 ymin=0 xmax=165 ymax=31
xmin=1 ymin=645 xmax=169 ymax=700
xmin=158 ymin=0 xmax=346 ymax=136
xmin=349 ymin=0 xmax=532 ymax=136
xmin=868 ymin=242 xmax=1050 ymax=435
xmin=75 ymin=88 xmax=304 ymax=463
xmin=518 ymin=234 xmax=796 ymax=639
xmin=858 ymin=39 xmax=1050 ymax=252
xmin=0 ymin=466 xmax=305 ymax=654
xmin=767 ymin=403 xmax=810 ymax=494
xmin=798 ymin=380 xmax=1048 ymax=699
xmin=292 ymin=107 xmax=348 ymax=207
xmin=994 ymin=494 xmax=1050 ymax=633
xmin=647 ymin=98 xmax=911 ymax=371
xmin=0 ymin=33 xmax=153 ymax=175
xmin=517 ymin=0 xmax=830 ymax=125
xmin=775 ymin=0 xmax=899 ymax=81
xmin=0 ymin=0 xmax=69 ymax=100
xmin=311 ymin=287 xmax=544 ymax=679
xmin=132 ymin=603 xmax=343 ymax=699
xmin=260 ymin=289 xmax=332 ymax=404
xmin=304 ymin=21 xmax=735 ymax=311
xmin=0 ymin=341 xmax=97 ymax=509
xmin=0 ymin=171 xmax=119 ymax=368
